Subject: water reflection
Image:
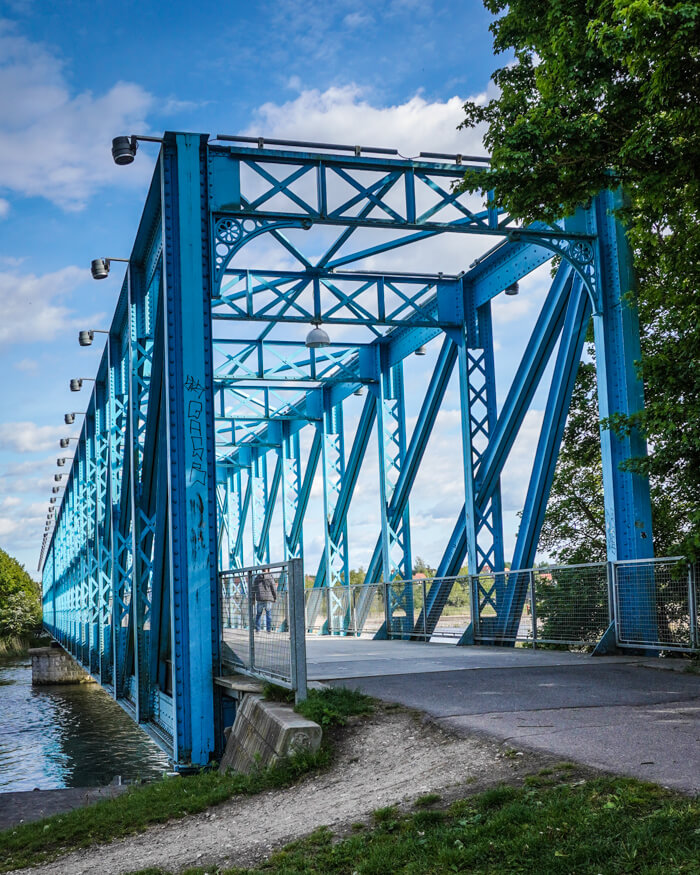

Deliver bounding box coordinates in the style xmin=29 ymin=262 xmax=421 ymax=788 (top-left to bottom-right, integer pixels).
xmin=0 ymin=656 xmax=171 ymax=791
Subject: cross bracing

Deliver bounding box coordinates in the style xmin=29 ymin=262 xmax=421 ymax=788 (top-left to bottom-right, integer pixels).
xmin=40 ymin=133 xmax=654 ymax=767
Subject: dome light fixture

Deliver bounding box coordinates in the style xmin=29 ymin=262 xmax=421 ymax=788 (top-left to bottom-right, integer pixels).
xmin=353 ymin=386 xmax=364 ymax=396
xmin=57 ymin=457 xmax=67 ymax=467
xmin=305 ymin=320 xmax=330 ymax=349
xmin=414 ymin=345 xmax=427 ymax=356
xmin=505 ymin=281 xmax=520 ymax=296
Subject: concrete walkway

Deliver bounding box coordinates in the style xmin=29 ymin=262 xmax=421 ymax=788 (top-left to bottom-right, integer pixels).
xmin=306 ymin=637 xmax=700 ymax=794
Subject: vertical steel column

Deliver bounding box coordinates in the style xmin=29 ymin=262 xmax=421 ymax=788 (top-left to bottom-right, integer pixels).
xmin=250 ymin=450 xmax=269 ymax=566
xmin=216 ymin=474 xmax=229 ymax=572
xmin=321 ymin=391 xmax=349 ymax=632
xmin=162 ymin=133 xmax=218 ymax=766
xmin=591 ymin=189 xmax=654 ymax=643
xmin=456 ymin=299 xmax=505 ymax=643
xmin=376 ymin=350 xmax=413 ymax=636
xmin=281 ymin=424 xmax=303 ymax=560
xmin=228 ymin=468 xmax=245 ymax=568
xmin=95 ymin=375 xmax=112 ymax=684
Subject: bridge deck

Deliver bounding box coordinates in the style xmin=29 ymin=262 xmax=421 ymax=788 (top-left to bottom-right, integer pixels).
xmin=304 ymin=637 xmax=638 ymax=681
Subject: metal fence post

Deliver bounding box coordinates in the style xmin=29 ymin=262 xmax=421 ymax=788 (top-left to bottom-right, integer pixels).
xmin=470 ymin=575 xmax=479 ymax=642
xmin=247 ymin=570 xmax=255 ymax=674
xmin=288 ymin=557 xmax=307 ymax=703
xmin=607 ymin=561 xmax=617 ymax=645
xmin=422 ymin=578 xmax=427 ymax=641
xmin=688 ymin=562 xmax=698 ymax=651
xmin=529 ymin=570 xmax=537 ymax=649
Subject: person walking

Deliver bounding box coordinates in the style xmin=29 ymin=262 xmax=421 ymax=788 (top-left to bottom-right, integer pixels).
xmin=253 ymin=567 xmax=277 ymax=632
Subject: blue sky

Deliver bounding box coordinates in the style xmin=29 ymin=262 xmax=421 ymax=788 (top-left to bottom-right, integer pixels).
xmin=0 ymin=0 xmax=559 ymax=577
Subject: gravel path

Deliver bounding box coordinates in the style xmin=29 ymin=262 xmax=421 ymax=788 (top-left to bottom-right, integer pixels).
xmin=11 ymin=707 xmax=547 ymax=875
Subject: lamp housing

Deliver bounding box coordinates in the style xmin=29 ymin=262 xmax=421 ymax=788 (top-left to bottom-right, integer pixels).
xmin=505 ymin=281 xmax=520 ymax=296
xmin=65 ymin=413 xmax=75 ymax=425
xmin=305 ymin=322 xmax=330 ymax=349
xmin=111 ymin=136 xmax=137 ymax=165
xmin=70 ymin=379 xmax=82 ymax=392
xmin=78 ymin=330 xmax=94 ymax=346
xmin=91 ymin=258 xmax=110 ymax=280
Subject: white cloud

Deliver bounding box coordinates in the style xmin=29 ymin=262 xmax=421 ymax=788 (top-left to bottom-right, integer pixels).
xmin=343 ymin=11 xmax=373 ymax=28
xmin=13 ymin=357 xmax=39 ymax=373
xmin=247 ymin=84 xmax=488 ymax=158
xmin=0 ymin=265 xmax=85 ymax=348
xmin=0 ymin=197 xmax=9 ymax=218
xmin=0 ymin=20 xmax=155 ymax=209
xmin=0 ymin=421 xmax=65 ymax=453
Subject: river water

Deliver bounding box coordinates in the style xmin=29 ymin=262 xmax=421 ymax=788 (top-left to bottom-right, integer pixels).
xmin=0 ymin=655 xmax=171 ymax=791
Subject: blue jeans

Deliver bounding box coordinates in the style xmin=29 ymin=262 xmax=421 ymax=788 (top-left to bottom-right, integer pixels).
xmin=255 ymin=600 xmax=273 ymax=632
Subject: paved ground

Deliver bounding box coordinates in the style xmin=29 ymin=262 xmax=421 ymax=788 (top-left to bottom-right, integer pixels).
xmin=0 ymin=785 xmax=129 ymax=831
xmin=306 ymin=638 xmax=700 ymax=794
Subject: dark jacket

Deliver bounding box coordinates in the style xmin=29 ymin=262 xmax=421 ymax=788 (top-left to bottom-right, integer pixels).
xmin=253 ymin=572 xmax=277 ymax=602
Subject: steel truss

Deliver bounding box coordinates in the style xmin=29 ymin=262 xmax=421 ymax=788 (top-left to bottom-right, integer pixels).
xmin=40 ymin=133 xmax=654 ymax=766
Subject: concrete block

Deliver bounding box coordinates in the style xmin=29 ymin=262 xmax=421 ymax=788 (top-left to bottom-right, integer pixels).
xmin=219 ymin=694 xmax=321 ymax=775
xmin=29 ymin=647 xmax=95 ymax=685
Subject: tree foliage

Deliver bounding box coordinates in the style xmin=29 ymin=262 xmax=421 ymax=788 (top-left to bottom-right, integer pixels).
xmin=461 ymin=0 xmax=700 ymax=559
xmin=0 ymin=548 xmax=42 ymax=638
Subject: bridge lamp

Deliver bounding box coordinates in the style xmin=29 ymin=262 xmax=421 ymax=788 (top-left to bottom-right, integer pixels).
xmin=50 ymin=497 xmax=56 ymax=504
xmin=78 ymin=329 xmax=108 ymax=346
xmin=57 ymin=457 xmax=68 ymax=467
xmin=305 ymin=321 xmax=330 ymax=349
xmin=353 ymin=387 xmax=364 ymax=396
xmin=70 ymin=377 xmax=94 ymax=392
xmin=60 ymin=437 xmax=79 ymax=449
xmin=111 ymin=134 xmax=164 ymax=166
xmin=91 ymin=257 xmax=129 ymax=280
xmin=505 ymin=281 xmax=520 ymax=296
xmin=64 ymin=412 xmax=83 ymax=425
xmin=414 ymin=346 xmax=427 ymax=356
xmin=52 ymin=486 xmax=60 ymax=494
xmin=54 ymin=473 xmax=63 ymax=482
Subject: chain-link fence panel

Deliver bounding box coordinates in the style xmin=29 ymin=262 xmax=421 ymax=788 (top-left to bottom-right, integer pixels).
xmin=614 ymin=558 xmax=694 ymax=651
xmin=533 ymin=563 xmax=610 ymax=645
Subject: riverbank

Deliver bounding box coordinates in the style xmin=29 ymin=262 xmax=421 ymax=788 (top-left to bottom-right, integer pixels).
xmin=0 ymin=631 xmax=45 ymax=658
xmin=3 ymin=702 xmax=698 ymax=875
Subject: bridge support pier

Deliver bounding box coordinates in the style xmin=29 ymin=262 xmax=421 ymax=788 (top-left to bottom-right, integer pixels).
xmin=29 ymin=645 xmax=96 ymax=685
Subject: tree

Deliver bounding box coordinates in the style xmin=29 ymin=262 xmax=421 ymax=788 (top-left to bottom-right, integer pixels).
xmin=0 ymin=548 xmax=42 ymax=639
xmin=460 ymin=0 xmax=700 ymax=558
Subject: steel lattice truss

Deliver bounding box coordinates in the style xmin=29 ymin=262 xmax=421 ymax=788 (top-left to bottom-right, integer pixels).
xmin=40 ymin=134 xmax=654 ymax=766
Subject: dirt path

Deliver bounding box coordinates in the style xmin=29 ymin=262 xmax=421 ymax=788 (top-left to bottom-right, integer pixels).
xmin=12 ymin=708 xmax=548 ymax=875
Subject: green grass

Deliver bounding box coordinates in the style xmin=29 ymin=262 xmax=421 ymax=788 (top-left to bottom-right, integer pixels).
xmin=128 ymin=772 xmax=699 ymax=875
xmin=294 ymin=686 xmax=374 ymax=727
xmin=0 ymin=688 xmax=372 ymax=873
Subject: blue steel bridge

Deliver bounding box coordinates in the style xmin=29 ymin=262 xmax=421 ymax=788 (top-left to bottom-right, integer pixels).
xmin=38 ymin=132 xmax=654 ymax=768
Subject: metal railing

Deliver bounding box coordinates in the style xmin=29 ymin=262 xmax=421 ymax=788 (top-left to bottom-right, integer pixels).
xmin=219 ymin=558 xmax=307 ymax=700
xmin=301 ymin=558 xmax=698 ymax=652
